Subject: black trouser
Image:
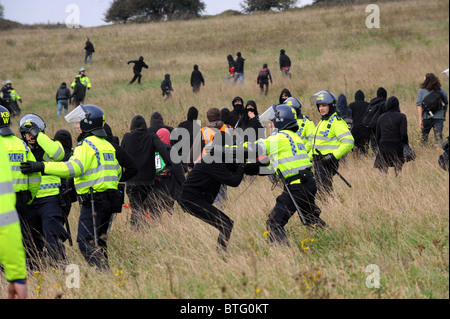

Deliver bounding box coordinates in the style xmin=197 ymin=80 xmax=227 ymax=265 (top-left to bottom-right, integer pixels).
xmin=179 ymin=197 xmax=234 ymax=253
xmin=267 ymin=178 xmax=320 ymax=245
xmin=313 ymin=158 xmax=339 ymax=195
xmin=126 ymin=184 xmax=166 ymax=224
xmin=352 ymin=126 xmax=370 ymax=155
xmin=259 ymin=80 xmax=269 ymax=96
xmin=77 ymin=190 xmax=115 ymax=270
xmin=130 ymin=71 xmax=142 ymax=84
xmin=19 ymin=195 xmax=69 ymax=269
xmin=192 ymin=84 xmax=201 ymax=94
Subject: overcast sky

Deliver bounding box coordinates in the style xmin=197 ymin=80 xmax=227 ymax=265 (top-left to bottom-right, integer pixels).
xmin=1 ymin=0 xmax=314 ymax=27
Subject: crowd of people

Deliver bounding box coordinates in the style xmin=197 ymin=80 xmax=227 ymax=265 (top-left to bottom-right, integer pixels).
xmin=0 ymin=37 xmax=448 ymax=299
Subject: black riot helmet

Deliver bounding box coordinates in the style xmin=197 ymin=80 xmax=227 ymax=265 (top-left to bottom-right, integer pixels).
xmin=0 ymin=105 xmax=14 ymax=136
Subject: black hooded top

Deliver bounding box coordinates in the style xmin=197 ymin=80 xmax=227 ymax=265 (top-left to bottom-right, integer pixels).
xmin=229 ymin=96 xmax=245 ymax=127
xmin=376 ymin=96 xmax=408 ymax=145
xmin=56 ymin=83 xmax=71 ymax=102
xmin=348 ymin=90 xmax=370 ymax=129
xmin=128 ymin=57 xmax=149 ymax=73
xmin=148 ymin=112 xmax=174 ymax=135
xmin=279 ymin=88 xmax=292 ymax=104
xmin=279 ymin=50 xmax=291 ymax=69
xmin=190 ymin=65 xmax=205 ymax=87
xmin=71 ymin=77 xmax=86 ymax=100
xmin=235 ymin=100 xmax=264 ymax=142
xmin=176 ymin=106 xmax=201 ymax=152
xmin=161 ymin=74 xmax=173 ymax=92
xmin=122 ymin=115 xmax=173 ymax=185
xmin=235 ymin=53 xmax=245 ymax=73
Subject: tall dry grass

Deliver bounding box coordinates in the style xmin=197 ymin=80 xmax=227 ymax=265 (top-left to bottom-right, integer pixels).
xmin=0 ymin=0 xmax=448 ymax=299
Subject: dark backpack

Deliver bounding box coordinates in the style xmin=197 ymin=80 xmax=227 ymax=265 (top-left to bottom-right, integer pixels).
xmin=422 ymin=90 xmax=444 ymax=116
xmin=363 ymin=101 xmax=384 ymax=130
xmin=259 ymin=68 xmax=268 ymax=79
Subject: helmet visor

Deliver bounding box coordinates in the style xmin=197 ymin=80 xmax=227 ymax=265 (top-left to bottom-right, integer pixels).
xmin=65 ymin=105 xmax=86 ymax=125
xmin=19 ymin=114 xmax=46 ymax=131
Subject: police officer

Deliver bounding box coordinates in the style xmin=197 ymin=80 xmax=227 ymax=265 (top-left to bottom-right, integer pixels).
xmin=0 ymin=106 xmax=42 ymax=268
xmin=0 ymin=137 xmax=28 ymax=299
xmin=1 ymin=80 xmax=22 ymax=116
xmin=21 ymin=105 xmax=122 ymax=271
xmin=284 ymin=97 xmax=315 ymax=154
xmin=223 ymin=105 xmax=325 ymax=245
xmin=309 ymin=91 xmax=354 ymax=195
xmin=19 ymin=113 xmax=69 ymax=268
xmin=71 ymin=67 xmax=92 ymax=91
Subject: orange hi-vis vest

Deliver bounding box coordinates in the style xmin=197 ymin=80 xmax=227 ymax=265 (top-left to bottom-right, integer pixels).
xmin=195 ymin=124 xmax=232 ymax=164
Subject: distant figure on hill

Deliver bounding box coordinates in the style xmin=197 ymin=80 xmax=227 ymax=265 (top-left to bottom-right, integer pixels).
xmin=128 ymin=56 xmax=149 ymax=85
xmin=233 ymin=52 xmax=245 ymax=86
xmin=71 ymin=77 xmax=86 ymax=106
xmin=225 ymin=54 xmax=236 ymax=83
xmin=190 ymin=65 xmax=205 ymax=94
xmin=84 ymin=37 xmax=95 ymax=64
xmin=279 ymin=49 xmax=291 ymax=79
xmin=0 ymin=79 xmax=22 ymax=117
xmin=257 ymin=63 xmax=273 ymax=96
xmin=161 ymin=74 xmax=174 ymax=99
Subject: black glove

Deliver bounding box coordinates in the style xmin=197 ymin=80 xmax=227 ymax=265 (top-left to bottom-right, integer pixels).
xmin=20 ymin=161 xmax=45 ymax=174
xmin=320 ymin=153 xmax=337 ymax=165
xmin=22 ymin=122 xmax=41 ymax=138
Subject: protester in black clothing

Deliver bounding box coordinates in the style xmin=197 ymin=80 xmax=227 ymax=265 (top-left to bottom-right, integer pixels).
xmin=154 ymin=128 xmax=186 ymax=215
xmin=128 ymin=56 xmax=149 ymax=85
xmin=179 ymin=131 xmax=245 ymax=255
xmin=349 ymin=90 xmax=370 ymax=155
xmin=279 ymin=88 xmax=292 ymax=104
xmin=148 ymin=111 xmax=174 ymax=136
xmin=121 ymin=116 xmax=173 ymax=224
xmin=229 ymin=96 xmax=245 ymax=127
xmin=366 ymin=87 xmax=387 ymax=153
xmin=174 ymin=106 xmax=201 ymax=167
xmin=235 ymin=100 xmax=265 ymax=142
xmin=190 ymin=65 xmax=205 ymax=94
xmin=161 ymin=74 xmax=174 ymax=99
xmin=279 ymin=49 xmax=291 ymax=79
xmin=84 ymin=37 xmax=95 ymax=64
xmin=257 ymin=64 xmax=273 ymax=96
xmin=225 ymin=54 xmax=236 ymax=83
xmin=374 ymin=96 xmax=408 ymax=175
xmin=221 ymin=108 xmax=232 ymax=126
xmin=233 ymin=52 xmax=245 ymax=86
xmin=104 ymin=123 xmax=138 ymax=183
xmin=337 ymin=94 xmax=352 ymax=130
xmin=56 ymin=82 xmax=71 ymax=117
xmin=71 ymin=77 xmax=86 ymax=106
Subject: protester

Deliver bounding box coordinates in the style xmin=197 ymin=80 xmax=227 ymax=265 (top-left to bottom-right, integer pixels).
xmin=374 ymin=96 xmax=409 ymax=175
xmin=161 ymin=74 xmax=174 ymax=99
xmin=71 ymin=77 xmax=86 ymax=106
xmin=416 ymin=73 xmax=448 ymax=146
xmin=190 ymin=65 xmax=205 ymax=94
xmin=148 ymin=111 xmax=174 ymax=136
xmin=337 ymin=94 xmax=352 ymax=131
xmin=279 ymin=49 xmax=292 ymax=79
xmin=174 ymin=106 xmax=201 ymax=168
xmin=225 ymin=54 xmax=236 ymax=83
xmin=84 ymin=37 xmax=95 ymax=64
xmin=365 ymin=87 xmax=387 ymax=154
xmin=229 ymin=96 xmax=245 ymax=127
xmin=279 ymin=88 xmax=292 ymax=104
xmin=235 ymin=100 xmax=265 ymax=142
xmin=233 ymin=52 xmax=245 ymax=86
xmin=128 ymin=56 xmax=149 ymax=85
xmin=56 ymin=82 xmax=71 ymax=117
xmin=348 ymin=90 xmax=370 ymax=155
xmin=1 ymin=80 xmax=22 ymax=116
xmin=257 ymin=64 xmax=273 ymax=96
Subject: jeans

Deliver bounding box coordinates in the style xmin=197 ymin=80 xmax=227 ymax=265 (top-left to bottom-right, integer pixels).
xmin=85 ymin=53 xmax=92 ymax=64
xmin=421 ymin=118 xmax=444 ymax=145
xmin=57 ymin=100 xmax=69 ymax=117
xmin=233 ymin=72 xmax=244 ymax=86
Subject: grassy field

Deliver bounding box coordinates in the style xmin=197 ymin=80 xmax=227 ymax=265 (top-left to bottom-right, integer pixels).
xmin=0 ymin=0 xmax=448 ymax=299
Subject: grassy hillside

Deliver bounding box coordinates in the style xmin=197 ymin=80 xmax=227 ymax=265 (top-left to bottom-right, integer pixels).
xmin=0 ymin=0 xmax=448 ymax=299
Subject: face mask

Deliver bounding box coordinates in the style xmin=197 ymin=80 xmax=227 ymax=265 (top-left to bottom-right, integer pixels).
xmin=234 ymin=103 xmax=244 ymax=112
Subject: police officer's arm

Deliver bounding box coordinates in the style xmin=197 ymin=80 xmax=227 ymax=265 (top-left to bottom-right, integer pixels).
xmin=304 ymin=121 xmax=315 ymax=154
xmin=25 ymin=148 xmax=41 ymax=202
xmin=332 ymin=120 xmax=354 ymax=160
xmin=36 ymin=133 xmax=65 ymax=161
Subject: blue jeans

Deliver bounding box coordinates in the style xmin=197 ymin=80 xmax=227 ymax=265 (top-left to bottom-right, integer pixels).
xmin=421 ymin=118 xmax=444 ymax=144
xmin=57 ymin=100 xmax=69 ymax=117
xmin=233 ymin=72 xmax=244 ymax=86
xmin=85 ymin=53 xmax=92 ymax=64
